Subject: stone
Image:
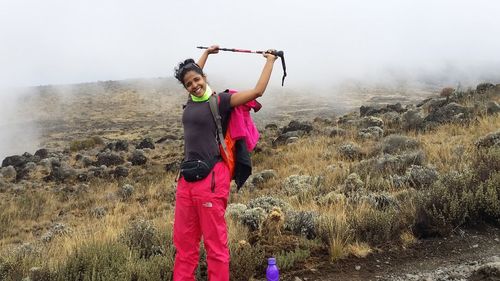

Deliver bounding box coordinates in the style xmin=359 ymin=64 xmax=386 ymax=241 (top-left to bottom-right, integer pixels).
xmin=128 ymin=150 xmax=147 ymax=166
xmin=137 ymin=138 xmax=155 ymax=150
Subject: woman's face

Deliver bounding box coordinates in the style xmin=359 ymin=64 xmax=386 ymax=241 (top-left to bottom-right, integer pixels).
xmin=183 ymin=70 xmax=207 ymax=97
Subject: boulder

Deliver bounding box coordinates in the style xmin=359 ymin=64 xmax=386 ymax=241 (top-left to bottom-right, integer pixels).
xmin=476 ymin=82 xmax=496 ymax=94
xmin=282 ymin=120 xmax=313 ymax=134
xmin=425 ymin=102 xmax=471 ymax=124
xmin=487 ymin=101 xmax=500 ymax=115
xmin=137 ymin=138 xmax=155 ymax=150
xmin=96 ymin=152 xmax=125 ymax=166
xmin=475 ymin=130 xmax=500 ymax=149
xmin=128 ymin=150 xmax=147 ymax=166
xmin=402 ymin=109 xmax=425 ymax=131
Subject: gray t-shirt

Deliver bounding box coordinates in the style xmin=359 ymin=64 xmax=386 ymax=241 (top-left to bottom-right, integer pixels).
xmin=182 ymin=92 xmax=232 ymax=162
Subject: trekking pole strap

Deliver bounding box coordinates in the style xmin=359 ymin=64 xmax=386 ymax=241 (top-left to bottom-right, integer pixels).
xmin=208 ymin=95 xmax=229 ymax=157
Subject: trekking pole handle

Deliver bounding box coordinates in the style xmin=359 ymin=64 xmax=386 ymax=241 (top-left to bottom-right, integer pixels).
xmin=196 ymin=46 xmax=287 ymax=86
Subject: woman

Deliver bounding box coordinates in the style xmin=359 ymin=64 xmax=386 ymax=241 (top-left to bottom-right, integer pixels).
xmin=172 ymin=45 xmax=277 ymax=281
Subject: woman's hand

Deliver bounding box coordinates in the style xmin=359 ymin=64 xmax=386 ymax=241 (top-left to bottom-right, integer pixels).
xmin=206 ymin=45 xmax=219 ymax=55
xmin=263 ymin=49 xmax=278 ymax=62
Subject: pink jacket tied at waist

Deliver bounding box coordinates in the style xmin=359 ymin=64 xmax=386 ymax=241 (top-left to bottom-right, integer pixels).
xmin=227 ymin=89 xmax=261 ymax=151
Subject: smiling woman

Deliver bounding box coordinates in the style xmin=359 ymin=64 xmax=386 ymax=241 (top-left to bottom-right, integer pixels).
xmin=171 ymin=45 xmax=277 ymax=281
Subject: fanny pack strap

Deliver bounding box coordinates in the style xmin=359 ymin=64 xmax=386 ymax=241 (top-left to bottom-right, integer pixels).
xmin=208 ymin=95 xmax=229 ymax=158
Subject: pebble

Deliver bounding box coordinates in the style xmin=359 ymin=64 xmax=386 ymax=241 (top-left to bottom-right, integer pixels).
xmin=355 ymin=265 xmax=361 ymax=271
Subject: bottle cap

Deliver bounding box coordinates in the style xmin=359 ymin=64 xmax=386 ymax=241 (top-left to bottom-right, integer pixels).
xmin=268 ymin=257 xmax=276 ymax=265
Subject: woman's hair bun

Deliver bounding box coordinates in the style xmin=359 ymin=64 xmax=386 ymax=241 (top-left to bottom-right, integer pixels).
xmin=174 ymin=58 xmax=203 ymax=83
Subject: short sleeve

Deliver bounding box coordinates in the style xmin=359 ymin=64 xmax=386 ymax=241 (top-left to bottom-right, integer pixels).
xmin=218 ymin=92 xmax=232 ymax=116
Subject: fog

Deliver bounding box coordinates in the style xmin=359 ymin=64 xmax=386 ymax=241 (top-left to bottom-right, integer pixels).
xmin=1 ymin=0 xmax=499 ymax=89
xmin=1 ymin=0 xmax=500 ymax=159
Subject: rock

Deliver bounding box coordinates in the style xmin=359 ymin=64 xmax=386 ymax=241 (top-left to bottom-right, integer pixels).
xmin=45 ymin=163 xmax=77 ymax=182
xmin=286 ymin=137 xmax=299 ymax=145
xmin=105 ymin=140 xmax=128 ymax=151
xmin=475 ymin=130 xmax=500 ymax=149
xmin=156 ymin=135 xmax=179 ymax=143
xmin=273 ymin=131 xmax=306 ymax=147
xmin=88 ymin=165 xmax=107 ymax=178
xmin=114 ymin=166 xmax=129 ymax=178
xmin=282 ymin=120 xmax=313 ymax=134
xmin=96 ymin=152 xmax=125 ymax=166
xmin=469 ymin=261 xmax=500 ymax=280
xmin=402 ymin=109 xmax=425 ymax=131
xmin=128 ymin=150 xmax=147 ymax=166
xmin=34 ymin=149 xmax=49 ymax=159
xmin=487 ymin=101 xmax=500 ymax=115
xmin=425 ymin=102 xmax=471 ymax=124
xmin=2 ymin=155 xmax=28 ymax=168
xmin=137 ymin=138 xmax=155 ymax=150
xmin=476 ymin=82 xmax=496 ymax=94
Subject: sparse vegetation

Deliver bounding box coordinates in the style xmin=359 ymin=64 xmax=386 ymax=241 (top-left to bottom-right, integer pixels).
xmin=1 ymin=82 xmax=499 ymax=280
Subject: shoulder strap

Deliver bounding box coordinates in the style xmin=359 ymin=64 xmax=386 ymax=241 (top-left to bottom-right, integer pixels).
xmin=208 ymin=94 xmax=229 ymax=157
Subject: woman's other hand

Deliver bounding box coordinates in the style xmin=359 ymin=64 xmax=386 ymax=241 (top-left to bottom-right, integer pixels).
xmin=263 ymin=49 xmax=278 ymax=62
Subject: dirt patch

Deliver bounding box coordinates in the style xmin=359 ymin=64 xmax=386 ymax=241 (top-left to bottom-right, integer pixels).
xmin=283 ymin=225 xmax=500 ymax=281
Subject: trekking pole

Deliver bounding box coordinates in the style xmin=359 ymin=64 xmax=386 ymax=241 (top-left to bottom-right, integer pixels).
xmin=197 ymin=46 xmax=287 ymax=86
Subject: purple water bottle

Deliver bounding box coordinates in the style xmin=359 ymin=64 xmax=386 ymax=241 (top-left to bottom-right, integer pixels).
xmin=266 ymin=257 xmax=279 ymax=281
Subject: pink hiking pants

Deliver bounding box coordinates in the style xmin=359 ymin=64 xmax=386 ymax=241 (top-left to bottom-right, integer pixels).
xmin=173 ymin=161 xmax=231 ymax=281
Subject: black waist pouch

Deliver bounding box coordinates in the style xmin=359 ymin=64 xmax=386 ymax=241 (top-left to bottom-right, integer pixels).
xmin=180 ymin=159 xmax=215 ymax=182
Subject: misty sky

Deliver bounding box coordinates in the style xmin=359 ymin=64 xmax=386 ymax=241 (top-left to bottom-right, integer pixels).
xmin=1 ymin=0 xmax=500 ymax=90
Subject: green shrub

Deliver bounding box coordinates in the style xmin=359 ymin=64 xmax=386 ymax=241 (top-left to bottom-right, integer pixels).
xmin=54 ymin=240 xmax=129 ymax=281
xmin=349 ymin=205 xmax=405 ymax=245
xmin=275 ymin=248 xmax=310 ymax=271
xmin=416 ymin=171 xmax=474 ymax=236
xmin=472 ymin=147 xmax=500 ymax=182
xmin=475 ymin=172 xmax=500 ymax=221
xmin=128 ymin=255 xmax=172 ymax=281
xmin=120 ymin=219 xmax=161 ymax=259
xmin=229 ymin=241 xmax=264 ymax=281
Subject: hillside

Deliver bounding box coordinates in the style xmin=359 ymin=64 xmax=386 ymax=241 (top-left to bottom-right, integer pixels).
xmin=0 ymin=80 xmax=499 ymax=281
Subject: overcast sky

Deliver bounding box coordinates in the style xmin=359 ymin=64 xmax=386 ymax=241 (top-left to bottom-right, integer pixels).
xmin=1 ymin=0 xmax=500 ymax=89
